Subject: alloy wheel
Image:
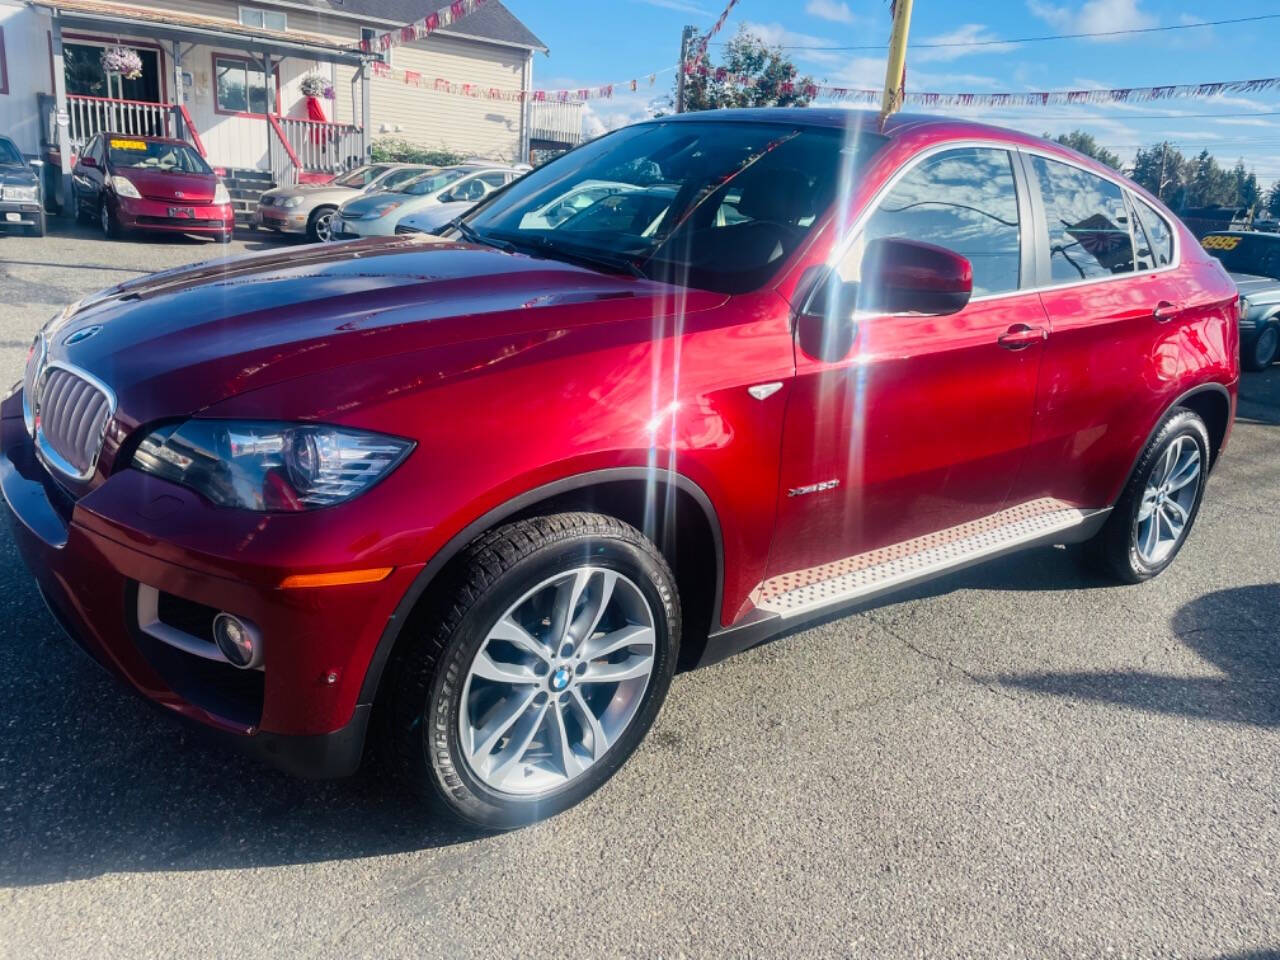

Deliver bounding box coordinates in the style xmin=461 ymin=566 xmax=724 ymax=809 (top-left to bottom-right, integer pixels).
xmin=314 ymin=211 xmax=334 ymax=242
xmin=458 ymin=566 xmax=657 ymax=796
xmin=1257 ymin=326 xmax=1279 ymax=367
xmin=1135 ymin=435 xmax=1201 ymax=566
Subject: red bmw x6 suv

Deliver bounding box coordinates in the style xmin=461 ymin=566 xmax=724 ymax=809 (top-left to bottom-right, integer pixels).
xmin=3 ymin=111 xmax=1238 ymax=828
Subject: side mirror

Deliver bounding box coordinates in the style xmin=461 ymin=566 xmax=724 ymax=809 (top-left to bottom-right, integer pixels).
xmin=859 ymin=236 xmax=973 ymax=316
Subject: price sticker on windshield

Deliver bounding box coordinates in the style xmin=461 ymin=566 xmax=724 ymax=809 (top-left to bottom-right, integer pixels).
xmin=1202 ymin=235 xmax=1241 ymax=251
xmin=109 ymin=138 xmax=147 ymax=151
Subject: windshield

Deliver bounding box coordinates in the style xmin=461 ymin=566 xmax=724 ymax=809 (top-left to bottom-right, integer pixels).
xmin=333 ymin=164 xmax=388 ymax=188
xmin=108 ymin=138 xmax=211 ymax=174
xmin=376 ymin=166 xmax=431 ymax=190
xmin=461 ymin=120 xmax=887 ymax=293
xmin=398 ymin=168 xmax=469 ymax=196
xmin=0 ymin=138 xmax=22 ymax=165
xmin=1203 ymin=234 xmax=1280 ymax=279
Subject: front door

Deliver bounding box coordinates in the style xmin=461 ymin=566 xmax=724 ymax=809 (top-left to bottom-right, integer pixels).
xmin=765 ymin=145 xmax=1047 ymax=590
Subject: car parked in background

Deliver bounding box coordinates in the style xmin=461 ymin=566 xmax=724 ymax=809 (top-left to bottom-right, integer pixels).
xmin=331 ymin=165 xmax=520 ymax=239
xmin=4 ymin=111 xmax=1238 ymax=831
xmin=255 ymin=163 xmax=432 ymax=242
xmin=395 ymin=178 xmax=636 ymax=236
xmin=1201 ymin=231 xmax=1280 ymax=369
xmin=71 ymin=134 xmax=234 ymax=242
xmin=0 ymin=135 xmax=45 ymax=237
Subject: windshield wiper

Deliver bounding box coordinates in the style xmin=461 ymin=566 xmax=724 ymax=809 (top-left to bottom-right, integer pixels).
xmin=507 ymin=234 xmax=649 ymax=280
xmin=453 ymin=220 xmax=517 ymax=253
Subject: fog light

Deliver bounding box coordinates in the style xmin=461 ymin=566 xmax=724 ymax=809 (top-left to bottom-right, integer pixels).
xmin=212 ymin=612 xmax=262 ymax=669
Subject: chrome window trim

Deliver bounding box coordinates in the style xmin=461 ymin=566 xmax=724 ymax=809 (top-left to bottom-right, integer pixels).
xmin=21 ymin=332 xmax=45 ymax=437
xmin=32 ymin=360 xmax=118 ymax=483
xmin=826 ymin=137 xmax=1182 ymax=307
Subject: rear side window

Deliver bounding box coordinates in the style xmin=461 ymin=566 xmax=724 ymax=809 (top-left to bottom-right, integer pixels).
xmin=1032 ymin=156 xmax=1135 ymax=282
xmin=1130 ymin=194 xmax=1174 ymax=269
xmin=849 ymin=147 xmax=1022 ymax=297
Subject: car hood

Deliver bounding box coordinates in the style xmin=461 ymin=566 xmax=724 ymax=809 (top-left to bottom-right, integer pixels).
xmin=338 ymin=189 xmax=419 ymax=218
xmin=400 ymin=201 xmax=470 ymax=231
xmin=114 ymin=166 xmax=216 ymax=202
xmin=44 ymin=235 xmax=723 ymax=427
xmin=0 ymin=162 xmax=37 ymax=186
xmin=1229 ymin=272 xmax=1280 ymax=305
xmin=263 ymin=182 xmax=351 ymax=203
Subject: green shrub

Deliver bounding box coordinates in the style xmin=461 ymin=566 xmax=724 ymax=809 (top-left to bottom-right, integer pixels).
xmin=370 ymin=138 xmax=465 ymax=167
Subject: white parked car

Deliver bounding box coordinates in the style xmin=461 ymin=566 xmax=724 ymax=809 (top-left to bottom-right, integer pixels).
xmin=330 ymin=165 xmax=522 ymax=240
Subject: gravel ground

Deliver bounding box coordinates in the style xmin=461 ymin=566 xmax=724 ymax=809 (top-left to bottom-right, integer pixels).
xmin=1 ymin=220 xmax=1278 ymax=960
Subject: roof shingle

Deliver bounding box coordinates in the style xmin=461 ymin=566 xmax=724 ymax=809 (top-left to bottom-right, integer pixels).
xmin=286 ymin=0 xmax=547 ymax=51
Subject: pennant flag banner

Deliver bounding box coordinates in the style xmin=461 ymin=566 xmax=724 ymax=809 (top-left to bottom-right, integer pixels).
xmin=360 ymin=0 xmax=488 ymax=54
xmin=688 ymin=0 xmax=743 ymax=74
xmin=684 ymin=64 xmax=1280 ymax=109
xmin=373 ymin=62 xmax=666 ymax=103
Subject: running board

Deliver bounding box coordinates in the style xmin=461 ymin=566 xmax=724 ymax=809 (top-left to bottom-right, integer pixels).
xmin=756 ymin=498 xmax=1107 ymax=619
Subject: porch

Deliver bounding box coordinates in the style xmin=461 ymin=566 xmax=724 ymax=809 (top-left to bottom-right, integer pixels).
xmin=30 ymin=0 xmax=376 ymax=216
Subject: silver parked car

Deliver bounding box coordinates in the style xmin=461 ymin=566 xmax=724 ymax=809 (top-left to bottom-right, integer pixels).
xmin=255 ymin=163 xmax=431 ymax=242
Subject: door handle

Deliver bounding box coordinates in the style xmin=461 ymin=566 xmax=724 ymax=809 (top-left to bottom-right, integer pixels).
xmin=998 ymin=324 xmax=1048 ymax=350
xmin=1153 ymin=300 xmax=1181 ymax=323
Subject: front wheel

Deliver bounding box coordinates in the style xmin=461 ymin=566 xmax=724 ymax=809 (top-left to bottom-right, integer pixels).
xmin=307 ymin=205 xmax=336 ymax=243
xmin=1084 ymin=407 xmax=1210 ymax=583
xmin=379 ymin=512 xmax=680 ymax=830
xmin=100 ymin=201 xmax=121 ymax=239
xmin=1245 ymin=323 xmax=1279 ymax=371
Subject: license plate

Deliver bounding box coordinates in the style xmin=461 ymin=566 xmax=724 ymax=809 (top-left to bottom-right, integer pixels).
xmin=168 ymin=207 xmax=195 ymax=219
xmin=4 ymin=212 xmax=20 ymax=222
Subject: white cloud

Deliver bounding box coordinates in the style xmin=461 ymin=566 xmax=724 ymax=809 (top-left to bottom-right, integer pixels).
xmin=804 ymin=0 xmax=855 ymax=24
xmin=914 ymin=24 xmax=1019 ymax=63
xmin=629 ymin=0 xmax=711 ymax=15
xmin=1027 ymin=0 xmax=1156 ymax=37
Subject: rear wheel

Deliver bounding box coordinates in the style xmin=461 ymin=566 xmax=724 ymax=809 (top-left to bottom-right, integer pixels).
xmin=379 ymin=512 xmax=680 ymax=830
xmin=1245 ymin=323 xmax=1279 ymax=371
xmin=1084 ymin=407 xmax=1210 ymax=583
xmin=307 ymin=205 xmax=336 ymax=243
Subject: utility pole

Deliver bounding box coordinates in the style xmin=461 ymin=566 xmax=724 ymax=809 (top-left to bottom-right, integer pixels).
xmin=676 ymin=25 xmax=694 ymax=113
xmin=1157 ymin=141 xmax=1168 ymax=202
xmin=879 ymin=0 xmax=914 ymax=122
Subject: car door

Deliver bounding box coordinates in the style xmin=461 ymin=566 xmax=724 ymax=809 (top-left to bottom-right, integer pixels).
xmin=765 ymin=145 xmax=1048 ymax=583
xmin=73 ymin=135 xmax=102 ymax=213
xmin=1010 ymin=153 xmax=1211 ymax=509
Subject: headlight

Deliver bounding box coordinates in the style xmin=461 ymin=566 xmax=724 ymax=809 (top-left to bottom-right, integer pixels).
xmin=131 ymin=420 xmax=414 ymax=511
xmin=213 ymin=183 xmax=230 ymax=205
xmin=4 ymin=184 xmax=39 ymax=203
xmin=282 ymin=195 xmax=305 ymax=209
xmin=110 ymin=176 xmax=141 ymax=199
xmin=371 ymin=200 xmax=403 ymax=217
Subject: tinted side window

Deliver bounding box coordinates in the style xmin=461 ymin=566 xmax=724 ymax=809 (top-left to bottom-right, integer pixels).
xmin=1131 ymin=194 xmax=1174 ymax=268
xmin=850 ymin=147 xmax=1021 ymax=297
xmin=1032 ymin=156 xmax=1135 ymax=282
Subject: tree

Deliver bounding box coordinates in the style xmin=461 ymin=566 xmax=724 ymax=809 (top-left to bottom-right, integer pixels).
xmin=1266 ymin=181 xmax=1280 ymax=217
xmin=1224 ymin=159 xmax=1261 ymax=211
xmin=1185 ymin=149 xmax=1230 ymax=208
xmin=1131 ymin=141 xmax=1187 ymax=206
xmin=674 ymin=25 xmax=816 ymax=112
xmin=1045 ymin=130 xmax=1121 ymax=170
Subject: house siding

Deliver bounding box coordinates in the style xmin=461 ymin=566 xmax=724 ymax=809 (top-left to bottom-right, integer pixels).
xmin=0 ymin=3 xmax=55 ymax=155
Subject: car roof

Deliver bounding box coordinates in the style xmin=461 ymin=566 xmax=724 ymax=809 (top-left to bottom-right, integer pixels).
xmin=1204 ymin=230 xmax=1276 ymax=238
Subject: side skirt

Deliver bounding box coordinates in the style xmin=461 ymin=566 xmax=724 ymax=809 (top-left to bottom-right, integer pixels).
xmin=695 ymin=499 xmax=1111 ymax=669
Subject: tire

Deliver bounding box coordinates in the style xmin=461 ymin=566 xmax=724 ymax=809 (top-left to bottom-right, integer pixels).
xmin=378 ymin=512 xmax=680 ymax=830
xmin=100 ymin=200 xmax=121 ymax=240
xmin=216 ymin=230 xmax=234 ymax=244
xmin=74 ymin=189 xmax=92 ymax=225
xmin=1245 ymin=323 xmax=1279 ymax=371
xmin=1084 ymin=407 xmax=1211 ymax=583
xmin=306 ymin=205 xmax=337 ymax=243
xmin=29 ymin=213 xmax=46 ymax=238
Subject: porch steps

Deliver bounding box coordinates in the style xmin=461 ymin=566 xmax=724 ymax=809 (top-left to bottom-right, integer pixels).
xmin=219 ymin=169 xmax=276 ymax=225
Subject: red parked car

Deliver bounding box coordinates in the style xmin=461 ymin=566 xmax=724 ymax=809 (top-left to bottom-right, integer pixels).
xmin=3 ymin=111 xmax=1238 ymax=829
xmin=70 ymin=133 xmax=234 ymax=242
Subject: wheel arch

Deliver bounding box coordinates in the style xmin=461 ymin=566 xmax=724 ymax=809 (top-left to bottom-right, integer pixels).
xmin=1116 ymin=382 xmax=1232 ymax=504
xmin=356 ymin=467 xmax=725 ymax=706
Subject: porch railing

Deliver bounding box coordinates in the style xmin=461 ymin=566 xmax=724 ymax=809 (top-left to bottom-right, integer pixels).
xmin=530 ymin=101 xmax=585 ymax=148
xmin=62 ymin=95 xmax=207 ymax=159
xmin=277 ymin=117 xmax=363 ymax=176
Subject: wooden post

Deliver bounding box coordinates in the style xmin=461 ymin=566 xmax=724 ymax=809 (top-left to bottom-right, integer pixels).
xmin=879 ymin=0 xmax=914 ymax=121
xmin=675 ymin=25 xmax=694 ymax=114
xmin=49 ymin=15 xmax=73 ymax=212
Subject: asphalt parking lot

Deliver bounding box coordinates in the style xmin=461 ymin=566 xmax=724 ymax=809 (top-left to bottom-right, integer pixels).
xmin=1 ymin=220 xmax=1278 ymax=959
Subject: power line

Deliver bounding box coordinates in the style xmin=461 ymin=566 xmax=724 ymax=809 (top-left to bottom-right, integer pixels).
xmin=712 ymin=13 xmax=1280 ymax=51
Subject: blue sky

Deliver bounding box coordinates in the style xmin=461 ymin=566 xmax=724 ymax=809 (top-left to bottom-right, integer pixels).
xmin=503 ymin=0 xmax=1280 ymax=184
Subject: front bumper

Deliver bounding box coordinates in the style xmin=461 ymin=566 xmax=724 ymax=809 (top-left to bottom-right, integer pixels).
xmin=329 ymin=214 xmax=396 ymax=240
xmin=116 ymin=196 xmax=233 ymax=235
xmin=1 ymin=408 xmax=421 ymax=776
xmin=0 ymin=199 xmax=43 ymax=227
xmin=255 ymin=204 xmax=309 ymax=234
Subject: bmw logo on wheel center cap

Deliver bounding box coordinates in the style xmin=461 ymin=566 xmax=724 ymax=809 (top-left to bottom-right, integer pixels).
xmin=550 ymin=666 xmax=571 ymax=692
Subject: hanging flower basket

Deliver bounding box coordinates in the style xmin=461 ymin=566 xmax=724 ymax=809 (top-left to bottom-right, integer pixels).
xmin=300 ymin=74 xmax=327 ymax=98
xmin=100 ymin=46 xmax=143 ymax=81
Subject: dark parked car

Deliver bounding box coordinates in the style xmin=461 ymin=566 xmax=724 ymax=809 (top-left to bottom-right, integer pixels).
xmin=0 ymin=135 xmax=45 ymax=237
xmin=1201 ymin=231 xmax=1280 ymax=369
xmin=71 ymin=133 xmax=234 ymax=242
xmin=3 ymin=110 xmax=1239 ymax=829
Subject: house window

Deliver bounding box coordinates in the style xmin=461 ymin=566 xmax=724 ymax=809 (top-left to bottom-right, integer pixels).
xmin=239 ymin=6 xmax=287 ymax=31
xmin=0 ymin=27 xmax=9 ymax=96
xmin=361 ymin=27 xmax=390 ymax=66
xmin=214 ymin=55 xmax=271 ymax=114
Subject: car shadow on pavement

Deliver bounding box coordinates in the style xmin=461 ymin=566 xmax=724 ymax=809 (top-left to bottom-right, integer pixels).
xmin=988 ymin=583 xmax=1280 ymax=728
xmin=0 ymin=541 xmax=483 ymax=888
